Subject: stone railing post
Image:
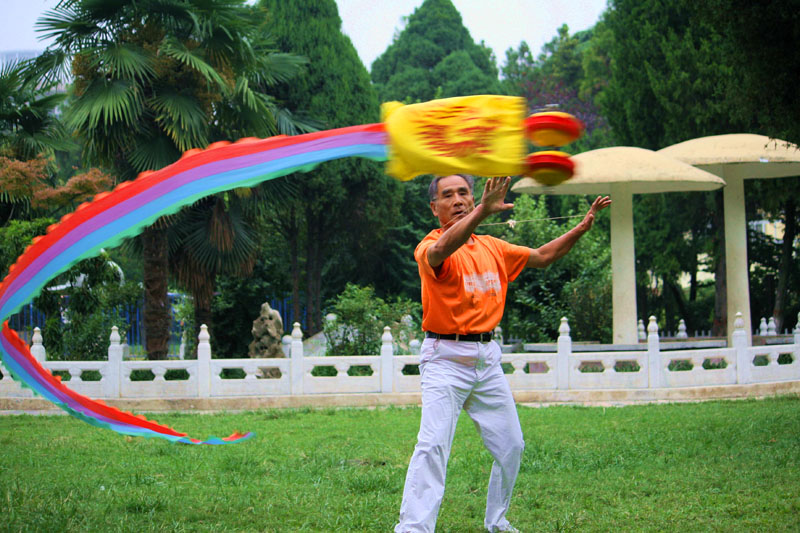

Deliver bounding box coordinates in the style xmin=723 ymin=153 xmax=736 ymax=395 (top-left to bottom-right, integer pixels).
xmin=281 ymin=334 xmax=292 ymax=357
xmin=197 ymin=324 xmax=211 ymax=398
xmin=494 ymin=325 xmax=503 ymax=345
xmin=677 ymin=319 xmax=688 ymax=339
xmin=557 ymin=317 xmax=571 ymax=389
xmin=637 ymin=319 xmax=646 ymax=342
xmin=758 ymin=317 xmax=768 ymax=336
xmin=30 ymin=327 xmax=46 ymax=363
xmin=105 ymin=326 xmax=123 ymax=398
xmin=767 ymin=317 xmax=777 ymax=336
xmin=733 ymin=312 xmax=750 ymax=384
xmin=380 ymin=326 xmax=393 ymax=393
xmin=290 ymin=322 xmax=304 ymax=395
xmin=409 ymin=339 xmax=421 ymax=355
xmin=647 ymin=316 xmax=661 ymax=388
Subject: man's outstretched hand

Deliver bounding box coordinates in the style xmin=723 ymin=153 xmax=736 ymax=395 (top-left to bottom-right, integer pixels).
xmin=480 ymin=176 xmax=514 ymax=217
xmin=577 ymin=195 xmax=612 ymax=233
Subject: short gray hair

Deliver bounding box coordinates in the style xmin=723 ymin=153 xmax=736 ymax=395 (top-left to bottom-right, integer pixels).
xmin=428 ymin=174 xmax=475 ymax=201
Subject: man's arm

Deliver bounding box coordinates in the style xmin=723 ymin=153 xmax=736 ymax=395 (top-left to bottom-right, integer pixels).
xmin=427 ymin=177 xmax=514 ymax=268
xmin=526 ymin=195 xmax=612 ymax=268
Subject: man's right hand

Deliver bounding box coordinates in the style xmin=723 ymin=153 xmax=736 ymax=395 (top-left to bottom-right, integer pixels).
xmin=481 ymin=176 xmax=514 ymax=216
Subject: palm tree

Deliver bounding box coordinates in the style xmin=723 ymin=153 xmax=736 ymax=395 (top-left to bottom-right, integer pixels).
xmin=0 ymin=61 xmax=74 ymax=224
xmin=0 ymin=61 xmax=71 ymax=163
xmin=29 ymin=0 xmax=310 ymax=359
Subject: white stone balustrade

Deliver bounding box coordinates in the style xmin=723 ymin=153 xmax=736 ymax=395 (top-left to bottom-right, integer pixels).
xmin=0 ymin=312 xmax=798 ymax=401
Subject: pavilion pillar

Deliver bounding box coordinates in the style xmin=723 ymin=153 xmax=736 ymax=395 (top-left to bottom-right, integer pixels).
xmin=610 ymin=183 xmax=638 ymax=344
xmin=723 ymin=173 xmax=752 ymax=345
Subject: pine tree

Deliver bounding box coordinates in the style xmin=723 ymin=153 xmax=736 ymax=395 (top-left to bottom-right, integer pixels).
xmin=371 ymin=0 xmax=500 ymax=103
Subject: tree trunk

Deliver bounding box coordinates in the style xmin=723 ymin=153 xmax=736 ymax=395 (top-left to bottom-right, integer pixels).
xmin=305 ymin=207 xmax=316 ymax=335
xmin=712 ymin=190 xmax=727 ymax=337
xmin=773 ymin=198 xmax=797 ymax=332
xmin=666 ymin=279 xmax=693 ymax=333
xmin=689 ymin=227 xmax=699 ymax=302
xmin=288 ymin=205 xmax=301 ymax=328
xmin=313 ymin=241 xmax=323 ymax=332
xmin=193 ymin=284 xmax=214 ymax=357
xmin=142 ymin=226 xmax=170 ymax=360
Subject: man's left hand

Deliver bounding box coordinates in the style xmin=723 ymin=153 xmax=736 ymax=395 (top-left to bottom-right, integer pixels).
xmin=577 ymin=196 xmax=611 ymax=233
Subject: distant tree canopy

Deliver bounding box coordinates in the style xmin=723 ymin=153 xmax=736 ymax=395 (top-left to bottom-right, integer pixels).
xmin=501 ymin=23 xmax=614 ymax=153
xmin=371 ymin=0 xmax=500 ymax=103
xmin=697 ymin=0 xmax=800 ymax=147
xmin=601 ymin=0 xmax=754 ymax=149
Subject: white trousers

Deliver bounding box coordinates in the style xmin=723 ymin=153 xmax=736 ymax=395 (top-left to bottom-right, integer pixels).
xmin=395 ymin=339 xmax=525 ymax=533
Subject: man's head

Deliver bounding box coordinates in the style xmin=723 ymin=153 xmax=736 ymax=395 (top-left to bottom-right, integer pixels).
xmin=429 ymin=174 xmax=475 ymax=227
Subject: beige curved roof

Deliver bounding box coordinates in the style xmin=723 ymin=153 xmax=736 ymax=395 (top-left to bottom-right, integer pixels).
xmin=512 ymin=146 xmax=725 ymax=196
xmin=658 ymin=134 xmax=800 ymax=179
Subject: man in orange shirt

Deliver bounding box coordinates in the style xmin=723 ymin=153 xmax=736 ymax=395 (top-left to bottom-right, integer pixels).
xmin=395 ymin=174 xmax=610 ymax=533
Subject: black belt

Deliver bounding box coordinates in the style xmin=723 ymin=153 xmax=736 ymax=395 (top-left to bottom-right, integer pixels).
xmin=425 ymin=331 xmax=493 ymax=342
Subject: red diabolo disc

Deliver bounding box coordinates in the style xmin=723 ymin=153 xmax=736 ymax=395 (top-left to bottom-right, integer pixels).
xmin=525 ymin=151 xmax=575 ymax=186
xmin=525 ymin=112 xmax=585 ymax=147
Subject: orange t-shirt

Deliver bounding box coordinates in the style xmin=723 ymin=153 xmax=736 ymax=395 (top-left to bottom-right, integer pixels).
xmin=415 ymin=229 xmax=530 ymax=335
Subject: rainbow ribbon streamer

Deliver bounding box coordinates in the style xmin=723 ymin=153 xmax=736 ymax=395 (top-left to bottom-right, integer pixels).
xmin=0 ymin=124 xmax=388 ymax=444
xmin=0 ymin=94 xmax=553 ymax=444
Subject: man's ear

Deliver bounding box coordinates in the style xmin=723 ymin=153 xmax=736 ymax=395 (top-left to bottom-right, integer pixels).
xmin=430 ymin=200 xmax=438 ymax=217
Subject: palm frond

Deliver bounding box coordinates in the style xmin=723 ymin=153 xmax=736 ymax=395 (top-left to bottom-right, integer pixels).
xmin=209 ymin=87 xmax=277 ymax=140
xmin=233 ymin=76 xmax=257 ymax=112
xmin=66 ymin=77 xmax=143 ymax=130
xmin=93 ymin=42 xmax=156 ymax=81
xmin=36 ymin=2 xmax=105 ymax=49
xmin=160 ymin=38 xmax=228 ymax=90
xmin=150 ymin=89 xmax=208 ymax=151
xmin=19 ymin=50 xmax=71 ymax=87
xmin=0 ymin=60 xmax=23 ymax=93
xmin=127 ymin=130 xmax=180 ymax=173
xmin=274 ymin=107 xmax=322 ymax=136
xmin=250 ymin=52 xmax=308 ymax=87
xmin=173 ymin=197 xmax=259 ymax=275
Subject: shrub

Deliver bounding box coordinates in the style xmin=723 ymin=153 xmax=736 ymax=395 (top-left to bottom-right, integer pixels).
xmin=40 ymin=255 xmax=140 ymax=360
xmin=323 ymin=284 xmax=421 ymax=356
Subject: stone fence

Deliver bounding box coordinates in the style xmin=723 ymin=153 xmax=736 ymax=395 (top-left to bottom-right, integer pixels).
xmin=1 ymin=313 xmax=799 ymax=407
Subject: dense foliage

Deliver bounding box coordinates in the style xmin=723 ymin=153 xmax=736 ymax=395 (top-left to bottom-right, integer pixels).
xmin=323 ymin=283 xmax=421 ymax=356
xmin=482 ymin=195 xmax=612 ymax=342
xmin=258 ymin=0 xmax=403 ymax=335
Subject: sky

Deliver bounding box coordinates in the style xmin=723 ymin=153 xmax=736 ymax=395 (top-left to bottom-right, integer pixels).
xmin=2 ymin=0 xmax=608 ymax=69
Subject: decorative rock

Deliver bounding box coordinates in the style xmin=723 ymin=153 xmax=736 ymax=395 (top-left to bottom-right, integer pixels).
xmin=248 ymin=302 xmax=285 ymax=364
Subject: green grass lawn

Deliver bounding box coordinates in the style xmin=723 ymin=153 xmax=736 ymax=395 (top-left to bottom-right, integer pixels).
xmin=1 ymin=397 xmax=799 ymax=532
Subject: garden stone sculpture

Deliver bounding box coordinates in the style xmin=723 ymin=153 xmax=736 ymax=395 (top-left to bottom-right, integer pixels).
xmin=249 ymin=302 xmax=284 ymax=378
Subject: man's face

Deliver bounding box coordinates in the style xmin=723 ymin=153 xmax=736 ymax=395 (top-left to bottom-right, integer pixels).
xmin=430 ymin=175 xmax=474 ymax=228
